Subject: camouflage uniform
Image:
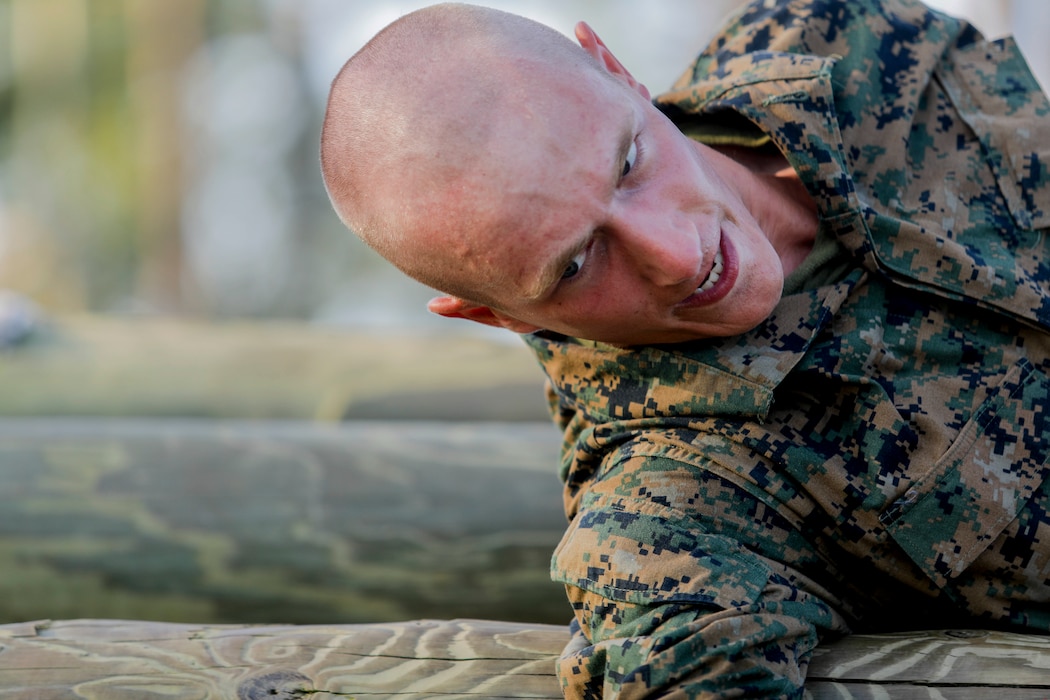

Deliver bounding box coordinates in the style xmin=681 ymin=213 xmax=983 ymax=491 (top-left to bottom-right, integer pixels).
xmin=523 ymin=0 xmax=1050 ymax=696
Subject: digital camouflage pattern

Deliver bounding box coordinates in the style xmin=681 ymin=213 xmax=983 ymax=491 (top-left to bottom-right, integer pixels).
xmin=524 ymin=0 xmax=1050 ymax=696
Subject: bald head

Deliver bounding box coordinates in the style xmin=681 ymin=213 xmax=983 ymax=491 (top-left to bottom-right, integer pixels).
xmin=320 ymin=3 xmax=606 ymax=304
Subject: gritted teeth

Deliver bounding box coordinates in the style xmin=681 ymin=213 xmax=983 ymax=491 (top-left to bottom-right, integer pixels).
xmin=696 ymin=248 xmax=725 ymax=293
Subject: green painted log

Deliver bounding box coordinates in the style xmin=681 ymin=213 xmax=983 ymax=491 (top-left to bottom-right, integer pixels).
xmin=0 ymin=619 xmax=1047 ymax=698
xmin=0 ymin=315 xmax=547 ymax=420
xmin=0 ymin=418 xmax=568 ymax=626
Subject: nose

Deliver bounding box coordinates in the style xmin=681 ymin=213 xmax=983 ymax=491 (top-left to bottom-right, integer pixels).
xmin=610 ymin=205 xmax=702 ymax=287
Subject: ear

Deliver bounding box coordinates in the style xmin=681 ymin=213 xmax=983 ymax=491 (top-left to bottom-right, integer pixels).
xmin=574 ymin=21 xmax=650 ymax=100
xmin=427 ymin=295 xmax=542 ymax=334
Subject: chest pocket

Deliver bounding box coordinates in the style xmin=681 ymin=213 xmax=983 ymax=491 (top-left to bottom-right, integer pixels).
xmin=857 ymin=37 xmax=1050 ymax=334
xmin=879 ymin=358 xmax=1050 ymax=588
xmin=938 ymin=37 xmax=1050 ymax=232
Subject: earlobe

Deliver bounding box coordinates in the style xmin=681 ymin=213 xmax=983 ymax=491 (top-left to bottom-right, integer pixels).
xmin=574 ymin=21 xmax=651 ymax=100
xmin=427 ymin=296 xmax=542 ymax=334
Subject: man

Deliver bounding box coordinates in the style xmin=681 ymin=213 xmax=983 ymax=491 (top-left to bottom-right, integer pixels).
xmin=321 ymin=0 xmax=1050 ymax=696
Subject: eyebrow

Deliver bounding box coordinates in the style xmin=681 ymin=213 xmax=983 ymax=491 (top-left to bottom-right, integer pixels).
xmin=522 ymin=125 xmax=636 ymax=302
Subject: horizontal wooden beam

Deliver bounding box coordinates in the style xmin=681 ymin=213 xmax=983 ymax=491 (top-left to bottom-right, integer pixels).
xmin=0 ymin=418 xmax=568 ymax=626
xmin=0 ymin=315 xmax=547 ymax=420
xmin=1 ymin=619 xmax=1048 ymax=698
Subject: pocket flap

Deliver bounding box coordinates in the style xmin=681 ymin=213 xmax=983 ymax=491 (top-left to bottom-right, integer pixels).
xmin=938 ymin=37 xmax=1050 ymax=230
xmin=882 ymin=359 xmax=1050 ymax=587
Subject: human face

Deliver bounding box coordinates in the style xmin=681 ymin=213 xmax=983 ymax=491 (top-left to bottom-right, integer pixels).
xmin=460 ymin=65 xmax=787 ymax=347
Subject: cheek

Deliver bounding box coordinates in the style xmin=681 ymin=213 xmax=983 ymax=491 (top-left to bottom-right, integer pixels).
xmin=745 ymin=258 xmax=785 ymax=317
xmin=554 ymin=282 xmax=640 ymax=329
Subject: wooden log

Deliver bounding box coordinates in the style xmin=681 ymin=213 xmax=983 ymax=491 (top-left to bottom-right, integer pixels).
xmin=805 ymin=628 xmax=1050 ymax=698
xmin=0 ymin=618 xmax=566 ymax=699
xmin=0 ymin=315 xmax=547 ymax=420
xmin=0 ymin=619 xmax=1047 ymax=699
xmin=0 ymin=418 xmax=568 ymax=626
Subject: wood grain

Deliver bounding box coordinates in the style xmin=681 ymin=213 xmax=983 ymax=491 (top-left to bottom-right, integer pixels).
xmin=806 ymin=629 xmax=1050 ymax=698
xmin=0 ymin=618 xmax=567 ymax=699
xmin=1 ymin=620 xmax=1048 ymax=699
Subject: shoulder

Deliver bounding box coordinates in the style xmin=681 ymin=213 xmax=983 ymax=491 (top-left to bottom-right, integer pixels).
xmin=671 ymin=0 xmax=973 ymax=96
xmin=703 ymin=0 xmax=969 ymax=57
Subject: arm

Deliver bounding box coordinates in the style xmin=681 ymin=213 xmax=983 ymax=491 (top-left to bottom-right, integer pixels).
xmin=558 ymin=583 xmax=824 ymax=698
xmin=552 ymin=456 xmax=850 ymax=698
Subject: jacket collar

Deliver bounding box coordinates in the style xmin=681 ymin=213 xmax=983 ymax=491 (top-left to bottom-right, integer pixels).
xmin=525 ymin=275 xmax=856 ymax=424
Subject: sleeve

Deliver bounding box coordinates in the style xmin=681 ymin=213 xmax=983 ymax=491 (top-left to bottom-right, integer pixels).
xmin=551 ymin=456 xmax=849 ymax=698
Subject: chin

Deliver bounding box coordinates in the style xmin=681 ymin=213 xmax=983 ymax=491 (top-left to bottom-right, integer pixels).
xmin=708 ymin=302 xmax=781 ymax=340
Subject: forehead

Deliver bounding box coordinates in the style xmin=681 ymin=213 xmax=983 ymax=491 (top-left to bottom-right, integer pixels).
xmin=389 ymin=61 xmax=638 ymax=303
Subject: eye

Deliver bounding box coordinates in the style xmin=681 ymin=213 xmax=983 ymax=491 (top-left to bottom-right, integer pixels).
xmin=621 ymin=140 xmax=638 ymax=179
xmin=562 ymin=248 xmax=587 ymax=280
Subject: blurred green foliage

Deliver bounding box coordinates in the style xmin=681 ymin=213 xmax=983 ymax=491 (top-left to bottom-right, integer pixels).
xmin=0 ymin=0 xmax=350 ymax=319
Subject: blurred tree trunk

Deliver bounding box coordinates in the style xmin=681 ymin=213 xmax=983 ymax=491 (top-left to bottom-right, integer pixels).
xmin=125 ymin=0 xmax=206 ymax=313
xmin=3 ymin=0 xmax=208 ymax=313
xmin=5 ymin=0 xmax=91 ymax=310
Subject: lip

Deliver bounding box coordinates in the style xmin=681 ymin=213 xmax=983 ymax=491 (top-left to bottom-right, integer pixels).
xmin=677 ymin=232 xmax=737 ymax=307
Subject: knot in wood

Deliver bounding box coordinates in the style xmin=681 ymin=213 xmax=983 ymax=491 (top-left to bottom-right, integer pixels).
xmin=237 ymin=669 xmax=314 ymax=699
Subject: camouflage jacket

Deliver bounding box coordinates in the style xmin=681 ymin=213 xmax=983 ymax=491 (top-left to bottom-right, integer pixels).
xmin=523 ymin=0 xmax=1050 ymax=697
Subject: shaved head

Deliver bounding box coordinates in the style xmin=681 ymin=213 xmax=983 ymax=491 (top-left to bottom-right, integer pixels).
xmin=320 ymin=3 xmax=604 ymax=305
xmin=321 ymin=3 xmax=804 ymax=345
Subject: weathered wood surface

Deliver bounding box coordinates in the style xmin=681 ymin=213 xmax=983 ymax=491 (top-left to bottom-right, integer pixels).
xmin=806 ymin=628 xmax=1050 ymax=698
xmin=0 ymin=619 xmax=1047 ymax=699
xmin=0 ymin=418 xmax=568 ymax=626
xmin=0 ymin=315 xmax=547 ymax=420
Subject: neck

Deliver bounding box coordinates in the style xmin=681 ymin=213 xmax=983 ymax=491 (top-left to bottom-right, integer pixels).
xmin=714 ymin=144 xmax=818 ymax=276
xmin=762 ymin=166 xmax=818 ymax=274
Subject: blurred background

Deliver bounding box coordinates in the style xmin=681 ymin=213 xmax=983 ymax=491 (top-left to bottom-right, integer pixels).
xmin=1 ymin=0 xmax=1046 ymax=333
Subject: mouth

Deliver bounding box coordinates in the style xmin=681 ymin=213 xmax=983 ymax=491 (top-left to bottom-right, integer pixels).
xmin=695 ymin=248 xmax=724 ymax=293
xmin=678 ymin=234 xmax=736 ymax=307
